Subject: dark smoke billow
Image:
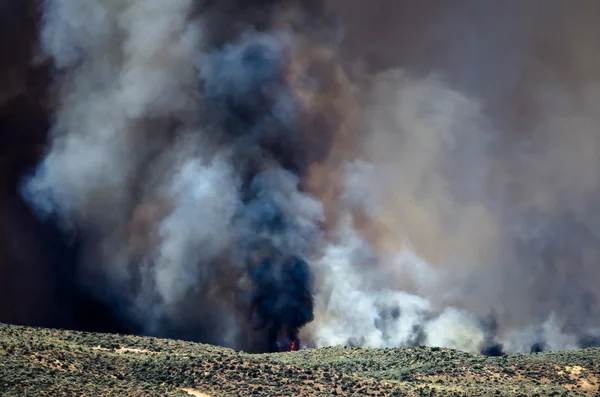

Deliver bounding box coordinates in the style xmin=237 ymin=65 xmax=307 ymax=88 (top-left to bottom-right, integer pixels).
xmin=199 ymin=30 xmax=319 ymax=351
xmin=2 ymin=0 xmax=600 ymax=355
xmin=18 ymin=0 xmax=329 ymax=353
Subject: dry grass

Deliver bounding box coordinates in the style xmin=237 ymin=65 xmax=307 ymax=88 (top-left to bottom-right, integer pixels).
xmin=1 ymin=323 xmax=599 ymax=396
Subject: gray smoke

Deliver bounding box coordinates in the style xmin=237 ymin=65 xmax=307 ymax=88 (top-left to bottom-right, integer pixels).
xmin=15 ymin=0 xmax=600 ymax=354
xmin=23 ymin=0 xmax=327 ymax=351
xmin=303 ymin=1 xmax=600 ymax=354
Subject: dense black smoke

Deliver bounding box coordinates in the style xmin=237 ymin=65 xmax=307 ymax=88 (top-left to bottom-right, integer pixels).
xmin=479 ymin=313 xmax=505 ymax=357
xmin=8 ymin=0 xmax=332 ymax=353
xmin=198 ymin=20 xmax=319 ymax=351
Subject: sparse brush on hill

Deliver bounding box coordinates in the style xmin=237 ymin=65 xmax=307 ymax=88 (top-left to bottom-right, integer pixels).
xmin=1 ymin=323 xmax=599 ymax=396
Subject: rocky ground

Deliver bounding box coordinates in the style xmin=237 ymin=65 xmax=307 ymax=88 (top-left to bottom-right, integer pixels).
xmin=1 ymin=323 xmax=599 ymax=396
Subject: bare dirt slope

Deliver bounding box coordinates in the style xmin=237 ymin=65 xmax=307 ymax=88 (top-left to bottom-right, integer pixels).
xmin=1 ymin=323 xmax=599 ymax=396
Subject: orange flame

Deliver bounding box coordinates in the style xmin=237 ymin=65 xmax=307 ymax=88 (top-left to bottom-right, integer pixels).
xmin=289 ymin=340 xmax=296 ymax=352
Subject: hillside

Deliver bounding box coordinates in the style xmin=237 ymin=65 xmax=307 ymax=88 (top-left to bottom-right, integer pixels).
xmin=1 ymin=323 xmax=599 ymax=396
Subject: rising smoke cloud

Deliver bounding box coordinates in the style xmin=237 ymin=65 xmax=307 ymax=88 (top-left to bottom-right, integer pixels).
xmin=303 ymin=0 xmax=600 ymax=354
xmin=4 ymin=0 xmax=600 ymax=354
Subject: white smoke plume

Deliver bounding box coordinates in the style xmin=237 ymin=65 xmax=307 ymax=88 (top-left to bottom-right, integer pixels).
xmin=11 ymin=0 xmax=600 ymax=355
xmin=26 ymin=0 xmax=204 ymax=323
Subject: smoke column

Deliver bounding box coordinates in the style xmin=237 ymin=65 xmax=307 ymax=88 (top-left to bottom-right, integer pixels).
xmin=303 ymin=0 xmax=600 ymax=354
xmin=1 ymin=0 xmax=599 ymax=354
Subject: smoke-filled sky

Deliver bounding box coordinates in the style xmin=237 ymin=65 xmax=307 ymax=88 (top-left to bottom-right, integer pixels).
xmin=2 ymin=0 xmax=600 ymax=354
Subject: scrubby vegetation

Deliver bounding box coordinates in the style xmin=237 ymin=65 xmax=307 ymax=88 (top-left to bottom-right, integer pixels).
xmin=1 ymin=323 xmax=598 ymax=396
